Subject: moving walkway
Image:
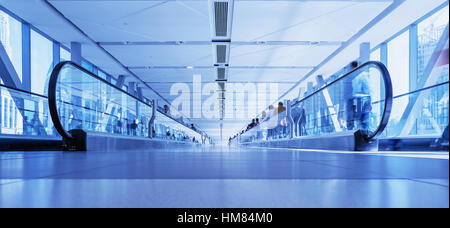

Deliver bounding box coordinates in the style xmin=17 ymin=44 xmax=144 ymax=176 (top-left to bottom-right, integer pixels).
xmin=0 ymin=61 xmax=210 ymax=151
xmin=231 ymin=61 xmax=393 ymax=151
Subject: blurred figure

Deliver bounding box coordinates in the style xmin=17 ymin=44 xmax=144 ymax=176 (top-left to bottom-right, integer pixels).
xmin=254 ymin=118 xmax=261 ymax=140
xmin=130 ymin=119 xmax=137 ymax=136
xmin=347 ymin=104 xmax=357 ymax=130
xmin=360 ymin=101 xmax=372 ymax=131
xmin=267 ymin=105 xmax=276 ymax=139
xmin=247 ymin=119 xmax=256 ymax=130
xmin=275 ymin=102 xmax=286 ymax=115
xmin=291 ymin=105 xmax=301 ymax=137
xmin=163 ymin=105 xmax=169 ymax=115
xmin=275 ymin=102 xmax=287 ymax=138
xmin=116 ymin=119 xmax=122 ymax=134
xmin=298 ymin=108 xmax=306 ymax=136
xmin=345 ymin=61 xmax=359 ymax=131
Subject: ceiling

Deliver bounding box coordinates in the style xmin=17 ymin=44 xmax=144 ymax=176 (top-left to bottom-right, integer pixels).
xmin=0 ymin=0 xmax=447 ymax=142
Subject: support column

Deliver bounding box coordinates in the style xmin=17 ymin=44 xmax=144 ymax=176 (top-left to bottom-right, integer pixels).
xmin=149 ymin=100 xmax=156 ymax=138
xmin=53 ymin=42 xmax=60 ymax=68
xmin=136 ymin=87 xmax=143 ymax=100
xmin=128 ymin=82 xmax=136 ymax=96
xmin=92 ymin=66 xmax=98 ymax=75
xmin=380 ymin=42 xmax=388 ymax=66
xmin=70 ymin=42 xmax=82 ymax=65
xmin=286 ymin=99 xmax=294 ymax=139
xmin=409 ymin=24 xmax=418 ymax=92
xmin=360 ymin=42 xmax=371 ymax=63
xmin=116 ymin=75 xmax=125 ymax=88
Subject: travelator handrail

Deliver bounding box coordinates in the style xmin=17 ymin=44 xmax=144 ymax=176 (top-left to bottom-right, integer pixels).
xmin=48 ymin=61 xmax=206 ymax=142
xmin=0 ymin=84 xmax=49 ymax=99
xmin=236 ymin=61 xmax=393 ymax=142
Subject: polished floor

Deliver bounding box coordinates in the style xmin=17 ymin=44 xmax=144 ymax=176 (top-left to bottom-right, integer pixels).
xmin=0 ymin=146 xmax=448 ymax=208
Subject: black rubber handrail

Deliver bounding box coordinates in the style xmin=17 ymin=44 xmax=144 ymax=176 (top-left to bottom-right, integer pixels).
xmin=0 ymin=83 xmax=48 ymax=99
xmin=48 ymin=61 xmax=203 ymax=141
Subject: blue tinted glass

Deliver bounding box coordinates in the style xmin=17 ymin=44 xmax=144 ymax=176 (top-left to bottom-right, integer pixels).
xmin=98 ymin=70 xmax=107 ymax=80
xmin=81 ymin=61 xmax=94 ymax=73
xmin=0 ymin=10 xmax=22 ymax=82
xmin=31 ymin=30 xmax=53 ymax=95
xmin=60 ymin=47 xmax=70 ymax=62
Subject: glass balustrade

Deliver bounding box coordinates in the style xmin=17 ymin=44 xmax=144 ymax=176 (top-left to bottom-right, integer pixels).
xmin=236 ymin=61 xmax=393 ymax=144
xmin=382 ymin=81 xmax=449 ymax=138
xmin=0 ymin=84 xmax=60 ymax=138
xmin=153 ymin=111 xmax=202 ymax=143
xmin=48 ymin=61 xmax=203 ymax=143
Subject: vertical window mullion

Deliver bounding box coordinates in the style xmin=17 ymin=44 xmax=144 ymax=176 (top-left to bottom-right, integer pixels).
xmin=409 ymin=24 xmax=418 ymax=92
xmin=21 ymin=22 xmax=30 ymax=92
xmin=53 ymin=41 xmax=60 ymax=67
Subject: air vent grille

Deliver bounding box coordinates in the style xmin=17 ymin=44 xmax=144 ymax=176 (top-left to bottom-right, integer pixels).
xmin=214 ymin=1 xmax=228 ymax=37
xmin=217 ymin=68 xmax=226 ymax=80
xmin=216 ymin=45 xmax=227 ymax=63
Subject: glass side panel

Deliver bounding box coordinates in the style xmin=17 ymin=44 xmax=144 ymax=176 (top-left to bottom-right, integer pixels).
xmin=98 ymin=70 xmax=107 ymax=80
xmin=54 ymin=64 xmax=152 ymax=137
xmin=0 ymin=85 xmax=60 ymax=137
xmin=53 ymin=63 xmax=201 ymax=143
xmin=154 ymin=111 xmax=201 ymax=143
xmin=237 ymin=62 xmax=390 ymax=144
xmin=0 ymin=10 xmax=22 ymax=82
xmin=418 ymin=5 xmax=449 ymax=86
xmin=81 ymin=61 xmax=94 ymax=73
xmin=382 ymin=84 xmax=449 ymax=137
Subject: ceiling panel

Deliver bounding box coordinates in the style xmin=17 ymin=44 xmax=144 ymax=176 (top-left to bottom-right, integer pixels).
xmin=229 ymin=44 xmax=339 ymax=66
xmin=50 ymin=0 xmax=211 ymax=41
xmin=104 ymin=45 xmax=213 ymax=66
xmin=131 ymin=68 xmax=217 ymax=83
xmin=227 ymin=68 xmax=310 ymax=82
xmin=232 ymin=1 xmax=391 ymax=41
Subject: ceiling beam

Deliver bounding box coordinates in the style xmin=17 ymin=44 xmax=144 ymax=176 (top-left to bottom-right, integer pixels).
xmin=99 ymin=41 xmax=343 ymax=46
xmin=128 ymin=66 xmax=316 ymax=70
xmin=50 ymin=0 xmax=393 ymax=2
